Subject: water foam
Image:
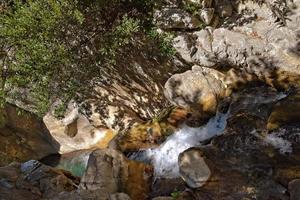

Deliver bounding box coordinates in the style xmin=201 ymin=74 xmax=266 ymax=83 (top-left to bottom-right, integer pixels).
xmin=139 ymin=111 xmax=229 ymax=178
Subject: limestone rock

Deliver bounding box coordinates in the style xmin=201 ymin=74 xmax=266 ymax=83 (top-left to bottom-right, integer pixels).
xmin=110 ymin=193 xmax=132 ymax=200
xmin=43 ymin=102 xmax=116 ymax=154
xmin=80 ymin=149 xmax=152 ymax=200
xmin=164 ymin=65 xmax=225 ymax=117
xmin=178 ymin=148 xmax=211 ymax=188
xmin=172 ymin=0 xmax=300 ymax=75
xmin=172 ymin=33 xmax=194 ymax=63
xmin=200 ymin=8 xmax=215 ymax=25
xmin=154 ymin=8 xmax=201 ymax=29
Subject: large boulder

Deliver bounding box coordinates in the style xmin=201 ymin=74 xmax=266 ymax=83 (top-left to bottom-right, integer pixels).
xmin=178 ymin=148 xmax=211 ymax=188
xmin=80 ymin=149 xmax=152 ymax=200
xmin=164 ymin=65 xmax=225 ymax=118
xmin=43 ymin=102 xmax=116 ymax=154
xmin=0 ymin=104 xmax=58 ymax=166
xmin=0 ymin=160 xmax=80 ymax=200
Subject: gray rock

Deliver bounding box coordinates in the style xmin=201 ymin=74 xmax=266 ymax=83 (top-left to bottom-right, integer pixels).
xmin=80 ymin=149 xmax=126 ymax=192
xmin=172 ymin=0 xmax=300 ymax=76
xmin=200 ymin=8 xmax=215 ymax=25
xmin=80 ymin=149 xmax=152 ymax=200
xmin=154 ymin=8 xmax=201 ymax=29
xmin=288 ymin=179 xmax=300 ymax=200
xmin=172 ymin=33 xmax=194 ymax=63
xmin=178 ymin=148 xmax=211 ymax=188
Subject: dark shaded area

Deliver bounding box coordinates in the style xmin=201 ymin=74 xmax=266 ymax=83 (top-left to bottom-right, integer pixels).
xmin=0 ymin=103 xmax=60 ymax=166
xmin=39 ymin=153 xmax=62 ymax=167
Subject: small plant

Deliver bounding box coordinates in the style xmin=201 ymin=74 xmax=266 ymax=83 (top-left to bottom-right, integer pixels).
xmin=99 ymin=15 xmax=140 ymax=65
xmin=171 ymin=190 xmax=180 ymax=199
xmin=147 ymin=28 xmax=176 ymax=57
xmin=183 ymin=1 xmax=202 ymax=17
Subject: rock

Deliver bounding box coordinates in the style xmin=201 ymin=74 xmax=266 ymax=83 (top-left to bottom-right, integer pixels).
xmin=164 ymin=65 xmax=225 ymax=118
xmin=288 ymin=179 xmax=300 ymax=200
xmin=178 ymin=148 xmax=211 ymax=188
xmin=0 ymin=160 xmax=79 ymax=200
xmin=40 ymin=34 xmax=188 ymax=153
xmin=267 ymin=91 xmax=300 ymax=131
xmin=174 ymin=0 xmax=300 ymax=75
xmin=43 ymin=102 xmax=116 ymax=153
xmin=112 ymin=106 xmax=191 ymax=152
xmin=115 ymin=121 xmax=175 ymax=152
xmin=80 ymin=149 xmax=152 ymax=200
xmin=0 ymin=104 xmax=58 ymax=166
xmin=200 ymin=8 xmax=215 ymax=25
xmin=154 ymin=8 xmax=201 ymax=29
xmin=172 ymin=33 xmax=194 ymax=63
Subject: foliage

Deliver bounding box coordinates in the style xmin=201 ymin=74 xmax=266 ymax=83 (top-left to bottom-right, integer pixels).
xmin=146 ymin=28 xmax=176 ymax=57
xmin=0 ymin=0 xmax=83 ymax=116
xmin=171 ymin=190 xmax=180 ymax=199
xmin=100 ymin=16 xmax=140 ymax=65
xmin=182 ymin=1 xmax=202 ymax=17
xmin=0 ymin=0 xmax=176 ymax=118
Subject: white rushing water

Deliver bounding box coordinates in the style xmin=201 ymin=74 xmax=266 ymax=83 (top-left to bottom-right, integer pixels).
xmin=134 ymin=111 xmax=229 ymax=178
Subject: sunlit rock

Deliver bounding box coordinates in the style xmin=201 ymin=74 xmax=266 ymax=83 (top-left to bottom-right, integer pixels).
xmin=164 ymin=65 xmax=226 ymax=118
xmin=80 ymin=149 xmax=152 ymax=200
xmin=43 ymin=102 xmax=116 ymax=153
xmin=178 ymin=148 xmax=211 ymax=188
xmin=154 ymin=8 xmax=202 ymax=30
